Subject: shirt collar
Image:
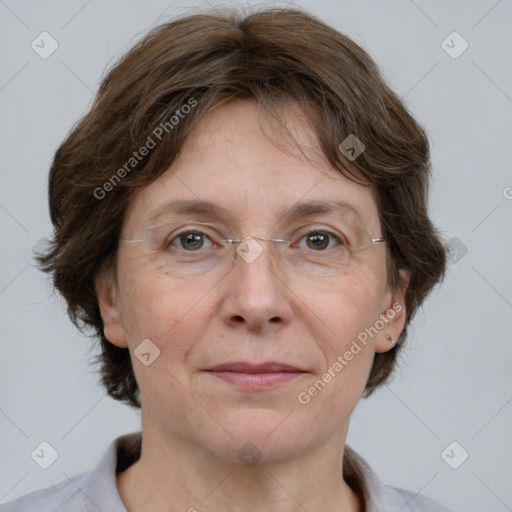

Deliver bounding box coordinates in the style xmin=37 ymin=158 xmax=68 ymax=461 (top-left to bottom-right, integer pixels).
xmin=80 ymin=432 xmax=139 ymax=512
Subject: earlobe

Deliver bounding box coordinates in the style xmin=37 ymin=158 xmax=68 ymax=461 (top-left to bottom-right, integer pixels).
xmin=94 ymin=268 xmax=128 ymax=349
xmin=375 ymin=268 xmax=410 ymax=354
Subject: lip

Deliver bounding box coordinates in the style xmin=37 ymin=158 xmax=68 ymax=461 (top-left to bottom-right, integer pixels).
xmin=205 ymin=362 xmax=305 ymax=372
xmin=204 ymin=362 xmax=307 ymax=390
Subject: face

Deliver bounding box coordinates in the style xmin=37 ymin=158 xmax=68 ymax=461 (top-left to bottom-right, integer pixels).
xmin=97 ymin=98 xmax=408 ymax=463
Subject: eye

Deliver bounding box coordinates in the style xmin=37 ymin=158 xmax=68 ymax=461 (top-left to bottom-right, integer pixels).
xmin=166 ymin=230 xmax=216 ymax=251
xmin=297 ymin=230 xmax=346 ymax=251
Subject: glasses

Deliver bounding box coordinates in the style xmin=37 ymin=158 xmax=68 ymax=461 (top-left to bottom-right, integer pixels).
xmin=119 ymin=217 xmax=391 ymax=279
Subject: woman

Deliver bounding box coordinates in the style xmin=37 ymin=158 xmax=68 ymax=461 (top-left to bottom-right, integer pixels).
xmin=4 ymin=6 xmax=452 ymax=512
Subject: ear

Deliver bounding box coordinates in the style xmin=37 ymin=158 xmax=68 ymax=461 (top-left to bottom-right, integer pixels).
xmin=95 ymin=267 xmax=128 ymax=349
xmin=375 ymin=268 xmax=410 ymax=354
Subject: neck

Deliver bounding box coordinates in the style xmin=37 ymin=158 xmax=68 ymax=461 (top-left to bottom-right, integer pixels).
xmin=117 ymin=418 xmax=362 ymax=512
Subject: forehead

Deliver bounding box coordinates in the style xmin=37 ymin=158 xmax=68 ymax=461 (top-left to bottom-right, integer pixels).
xmin=123 ymin=99 xmax=380 ymax=232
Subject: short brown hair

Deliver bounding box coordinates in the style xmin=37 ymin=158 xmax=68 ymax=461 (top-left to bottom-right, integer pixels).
xmin=39 ymin=6 xmax=447 ymax=408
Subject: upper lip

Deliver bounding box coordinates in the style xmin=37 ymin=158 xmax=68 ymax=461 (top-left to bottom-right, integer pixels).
xmin=204 ymin=362 xmax=306 ymax=373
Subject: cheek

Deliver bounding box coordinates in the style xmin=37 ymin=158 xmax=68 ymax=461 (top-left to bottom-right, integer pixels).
xmin=117 ymin=268 xmax=204 ymax=413
xmin=300 ymin=286 xmax=378 ymax=418
xmin=297 ymin=265 xmax=384 ymax=404
xmin=304 ymin=265 xmax=385 ymax=340
xmin=116 ymin=262 xmax=202 ymax=359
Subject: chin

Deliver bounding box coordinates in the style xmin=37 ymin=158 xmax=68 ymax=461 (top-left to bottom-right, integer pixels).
xmin=200 ymin=408 xmax=317 ymax=465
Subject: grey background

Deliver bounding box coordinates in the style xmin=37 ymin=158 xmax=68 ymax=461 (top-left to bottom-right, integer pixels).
xmin=1 ymin=1 xmax=511 ymax=510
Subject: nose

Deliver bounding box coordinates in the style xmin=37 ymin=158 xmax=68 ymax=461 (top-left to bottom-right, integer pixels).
xmin=219 ymin=238 xmax=293 ymax=334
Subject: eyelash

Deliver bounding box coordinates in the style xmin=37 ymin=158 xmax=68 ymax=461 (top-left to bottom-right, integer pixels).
xmin=163 ymin=228 xmax=348 ymax=252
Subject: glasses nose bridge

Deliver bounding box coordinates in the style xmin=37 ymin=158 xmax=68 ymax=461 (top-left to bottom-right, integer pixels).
xmin=225 ymin=236 xmax=289 ymax=265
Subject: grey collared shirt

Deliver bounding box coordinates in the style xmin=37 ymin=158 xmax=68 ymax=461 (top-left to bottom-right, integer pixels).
xmin=1 ymin=432 xmax=455 ymax=511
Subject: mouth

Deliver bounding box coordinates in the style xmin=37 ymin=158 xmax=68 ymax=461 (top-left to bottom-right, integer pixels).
xmin=203 ymin=362 xmax=308 ymax=390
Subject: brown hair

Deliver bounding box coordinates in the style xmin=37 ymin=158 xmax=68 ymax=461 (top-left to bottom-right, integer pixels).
xmin=39 ymin=6 xmax=447 ymax=408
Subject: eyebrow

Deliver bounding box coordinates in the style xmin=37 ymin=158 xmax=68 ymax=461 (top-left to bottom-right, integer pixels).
xmin=144 ymin=198 xmax=363 ymax=228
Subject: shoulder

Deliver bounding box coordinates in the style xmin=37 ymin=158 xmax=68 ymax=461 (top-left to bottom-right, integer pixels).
xmin=382 ymin=483 xmax=456 ymax=512
xmin=1 ymin=432 xmax=140 ymax=512
xmin=0 ymin=472 xmax=89 ymax=512
xmin=343 ymin=445 xmax=456 ymax=512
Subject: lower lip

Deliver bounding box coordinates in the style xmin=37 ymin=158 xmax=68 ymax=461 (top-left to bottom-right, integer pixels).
xmin=205 ymin=371 xmax=304 ymax=389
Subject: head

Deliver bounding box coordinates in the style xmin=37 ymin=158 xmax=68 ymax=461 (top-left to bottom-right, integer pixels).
xmin=40 ymin=7 xmax=446 ymax=460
